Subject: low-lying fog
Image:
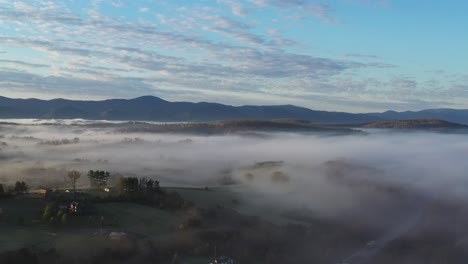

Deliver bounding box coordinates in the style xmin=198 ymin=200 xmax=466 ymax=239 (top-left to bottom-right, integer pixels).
xmin=1 ymin=120 xmax=468 ymax=230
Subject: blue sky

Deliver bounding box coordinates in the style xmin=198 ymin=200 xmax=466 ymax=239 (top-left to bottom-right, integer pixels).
xmin=0 ymin=0 xmax=467 ymax=112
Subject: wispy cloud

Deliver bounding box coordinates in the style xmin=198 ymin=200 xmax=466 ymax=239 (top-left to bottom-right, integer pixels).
xmin=342 ymin=53 xmax=379 ymax=59
xmin=346 ymin=0 xmax=391 ymax=8
xmin=139 ymin=7 xmax=150 ymax=13
xmin=0 ymin=0 xmax=464 ymax=112
xmin=249 ymin=0 xmax=337 ymax=23
xmin=0 ymin=59 xmax=49 ymax=68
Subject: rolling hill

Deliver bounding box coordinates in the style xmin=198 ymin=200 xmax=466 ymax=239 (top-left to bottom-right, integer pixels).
xmin=357 ymin=119 xmax=468 ymax=129
xmin=2 ymin=95 xmax=468 ymax=124
xmin=106 ymin=119 xmax=360 ymax=135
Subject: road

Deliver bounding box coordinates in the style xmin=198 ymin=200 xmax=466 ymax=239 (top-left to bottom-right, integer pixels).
xmin=337 ymin=201 xmax=428 ymax=264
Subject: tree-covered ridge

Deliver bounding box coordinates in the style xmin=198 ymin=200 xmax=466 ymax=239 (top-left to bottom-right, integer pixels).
xmin=112 ymin=119 xmax=358 ymax=134
xmin=360 ymin=119 xmax=468 ymax=129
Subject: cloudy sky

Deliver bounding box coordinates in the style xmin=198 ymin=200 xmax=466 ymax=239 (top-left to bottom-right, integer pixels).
xmin=0 ymin=0 xmax=466 ymax=112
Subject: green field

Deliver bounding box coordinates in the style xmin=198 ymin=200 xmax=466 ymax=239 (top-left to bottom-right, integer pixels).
xmin=166 ymin=186 xmax=241 ymax=209
xmin=0 ymin=196 xmax=182 ymax=253
xmin=0 ymin=197 xmax=49 ymax=251
xmin=0 ymin=187 xmax=286 ymax=263
xmin=95 ymin=202 xmax=179 ymax=237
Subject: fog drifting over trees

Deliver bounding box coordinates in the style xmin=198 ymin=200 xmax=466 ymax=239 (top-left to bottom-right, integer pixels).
xmin=1 ymin=121 xmax=467 ymax=222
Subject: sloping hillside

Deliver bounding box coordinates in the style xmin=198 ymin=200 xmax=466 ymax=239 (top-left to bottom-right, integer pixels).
xmin=359 ymin=119 xmax=468 ymax=129
xmin=110 ymin=119 xmax=360 ymax=135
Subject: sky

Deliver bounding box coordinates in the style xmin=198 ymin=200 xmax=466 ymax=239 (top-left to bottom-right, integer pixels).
xmin=0 ymin=0 xmax=467 ymax=112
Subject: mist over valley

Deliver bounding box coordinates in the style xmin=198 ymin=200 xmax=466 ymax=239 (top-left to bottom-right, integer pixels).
xmin=2 ymin=119 xmax=468 ymax=263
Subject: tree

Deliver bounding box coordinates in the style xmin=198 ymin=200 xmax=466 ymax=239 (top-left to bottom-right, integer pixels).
xmin=42 ymin=205 xmax=53 ymax=222
xmin=61 ymin=213 xmax=68 ymax=224
xmin=271 ymin=171 xmax=290 ymax=183
xmin=14 ymin=181 xmax=28 ymax=194
xmin=154 ymin=180 xmax=160 ymax=189
xmin=0 ymin=184 xmax=4 ymax=197
xmin=244 ymin=172 xmax=254 ymax=182
xmin=138 ymin=177 xmax=148 ymax=191
xmin=146 ymin=179 xmax=154 ymax=190
xmin=117 ymin=177 xmax=139 ymax=192
xmin=65 ymin=170 xmax=81 ymax=197
xmin=56 ymin=210 xmax=64 ymax=219
xmin=88 ymin=170 xmax=110 ymax=188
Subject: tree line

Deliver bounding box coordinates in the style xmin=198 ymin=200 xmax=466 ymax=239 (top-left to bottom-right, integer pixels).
xmin=0 ymin=181 xmax=28 ymax=198
xmin=117 ymin=177 xmax=160 ymax=193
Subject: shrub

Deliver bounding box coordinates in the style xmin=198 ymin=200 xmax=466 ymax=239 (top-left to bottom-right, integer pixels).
xmin=61 ymin=213 xmax=68 ymax=224
xmin=244 ymin=172 xmax=254 ymax=182
xmin=271 ymin=171 xmax=290 ymax=183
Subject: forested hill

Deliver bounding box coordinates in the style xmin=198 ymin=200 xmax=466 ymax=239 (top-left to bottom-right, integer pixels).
xmin=355 ymin=119 xmax=468 ymax=129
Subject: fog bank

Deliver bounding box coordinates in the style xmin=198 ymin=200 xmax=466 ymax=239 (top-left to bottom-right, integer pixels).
xmin=1 ymin=123 xmax=468 ymax=229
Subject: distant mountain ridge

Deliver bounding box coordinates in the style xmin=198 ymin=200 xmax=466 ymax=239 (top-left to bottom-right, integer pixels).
xmin=1 ymin=95 xmax=468 ymax=124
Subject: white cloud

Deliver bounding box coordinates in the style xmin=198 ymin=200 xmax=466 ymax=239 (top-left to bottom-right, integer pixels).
xmin=248 ymin=0 xmax=337 ymax=23
xmin=139 ymin=7 xmax=150 ymax=13
xmin=111 ymin=1 xmax=124 ymax=8
xmin=0 ymin=0 xmax=461 ymax=111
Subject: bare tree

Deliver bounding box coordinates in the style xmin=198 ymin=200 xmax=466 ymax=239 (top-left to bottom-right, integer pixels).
xmin=65 ymin=170 xmax=81 ymax=198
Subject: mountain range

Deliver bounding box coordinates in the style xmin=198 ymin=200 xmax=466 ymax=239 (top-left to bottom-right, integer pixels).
xmin=1 ymin=95 xmax=468 ymax=124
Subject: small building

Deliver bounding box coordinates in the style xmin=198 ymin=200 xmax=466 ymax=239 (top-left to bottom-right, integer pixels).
xmin=109 ymin=232 xmax=128 ymax=241
xmin=40 ymin=189 xmax=51 ymax=196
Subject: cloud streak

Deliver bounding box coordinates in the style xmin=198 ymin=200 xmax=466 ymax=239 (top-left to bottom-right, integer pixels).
xmin=0 ymin=0 xmax=465 ymax=112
